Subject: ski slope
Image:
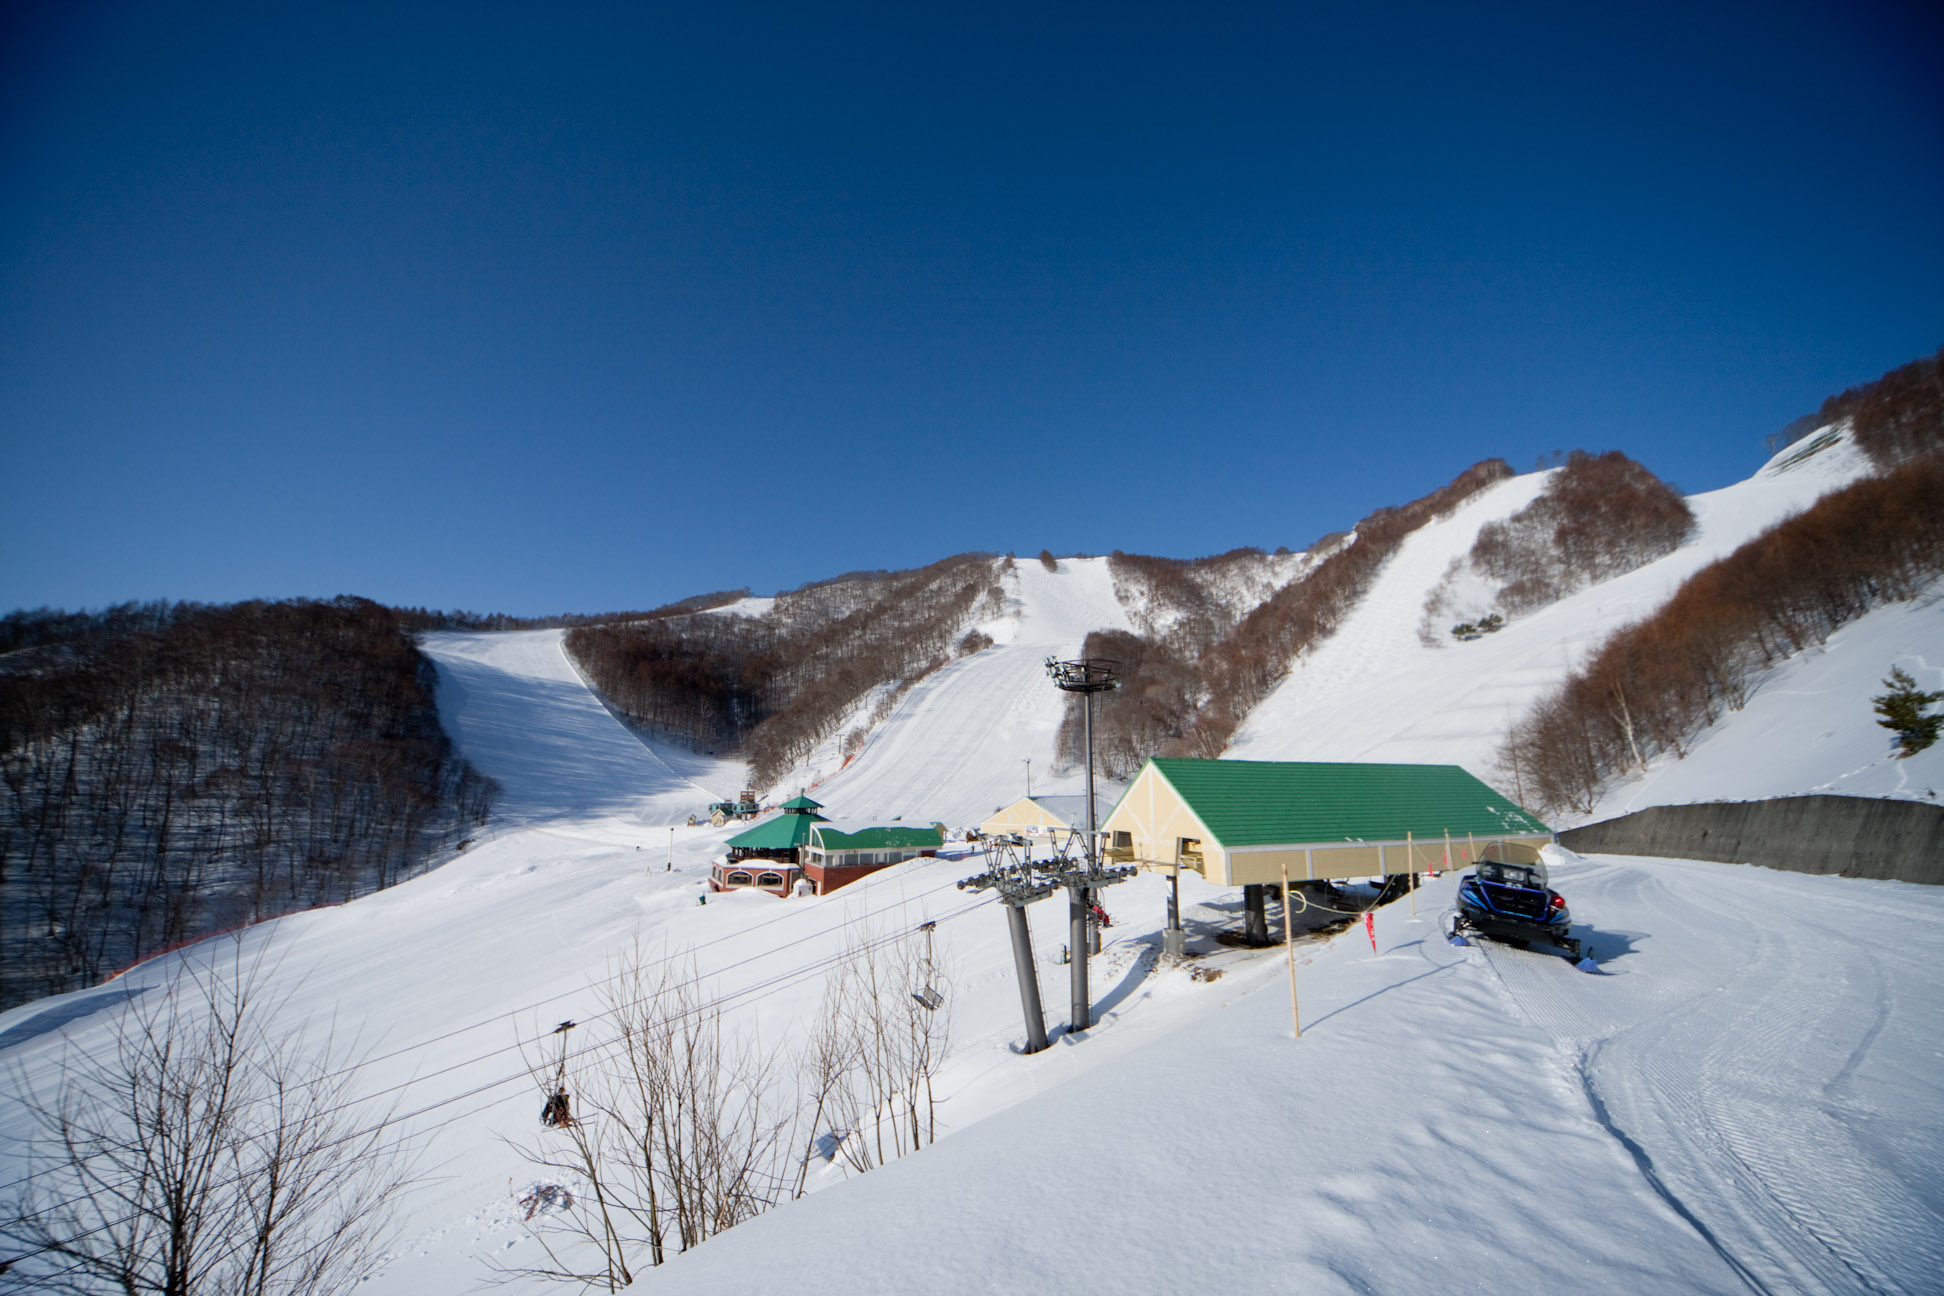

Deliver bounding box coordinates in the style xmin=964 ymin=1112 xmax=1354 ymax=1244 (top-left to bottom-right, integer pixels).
xmin=788 ymin=556 xmax=1136 ymax=826
xmin=421 ymin=628 xmax=740 ymax=830
xmin=5 ymin=437 xmax=1943 ymax=1295
xmin=1227 ymin=428 xmax=1885 ymax=816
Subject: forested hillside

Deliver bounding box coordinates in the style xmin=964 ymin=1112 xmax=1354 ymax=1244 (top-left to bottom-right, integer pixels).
xmin=0 ymin=598 xmax=496 ymax=1008
xmin=1056 ymin=460 xmax=1514 ymax=776
xmin=566 ymin=553 xmax=1005 ymax=789
xmin=1507 ymin=351 xmax=1944 ymax=814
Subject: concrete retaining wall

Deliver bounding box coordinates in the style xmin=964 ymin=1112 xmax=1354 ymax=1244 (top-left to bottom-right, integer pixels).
xmin=1558 ymin=795 xmax=1944 ymax=886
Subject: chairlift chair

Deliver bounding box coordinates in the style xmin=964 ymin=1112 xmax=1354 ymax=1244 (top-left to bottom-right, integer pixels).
xmin=911 ymin=921 xmax=944 ymax=1011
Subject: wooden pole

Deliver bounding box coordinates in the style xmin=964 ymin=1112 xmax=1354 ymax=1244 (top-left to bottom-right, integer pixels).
xmin=1445 ymin=827 xmax=1455 ymax=873
xmin=1407 ymin=830 xmax=1416 ymax=915
xmin=1468 ymin=830 xmax=1477 ymax=866
xmin=1281 ymin=859 xmax=1300 ymax=1038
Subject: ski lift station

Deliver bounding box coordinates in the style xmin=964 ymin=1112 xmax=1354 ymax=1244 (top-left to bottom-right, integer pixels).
xmin=1099 ymin=758 xmax=1551 ymax=884
xmin=979 ymin=794 xmax=1117 ymax=840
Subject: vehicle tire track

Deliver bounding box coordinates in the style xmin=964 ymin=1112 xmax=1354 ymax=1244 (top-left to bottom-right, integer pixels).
xmin=1473 ymin=858 xmax=1941 ymax=1295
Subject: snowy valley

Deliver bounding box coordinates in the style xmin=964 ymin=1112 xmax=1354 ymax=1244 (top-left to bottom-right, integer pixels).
xmin=2 ymin=422 xmax=1941 ymax=1295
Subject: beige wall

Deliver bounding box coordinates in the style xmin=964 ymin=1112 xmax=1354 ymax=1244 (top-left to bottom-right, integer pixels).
xmin=980 ymin=798 xmax=1066 ymax=836
xmin=1100 ymin=767 xmax=1229 ymax=881
xmin=1224 ymin=836 xmax=1551 ymax=885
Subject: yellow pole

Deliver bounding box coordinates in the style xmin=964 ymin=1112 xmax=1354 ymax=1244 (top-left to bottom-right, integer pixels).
xmin=1281 ymin=859 xmax=1300 ymax=1039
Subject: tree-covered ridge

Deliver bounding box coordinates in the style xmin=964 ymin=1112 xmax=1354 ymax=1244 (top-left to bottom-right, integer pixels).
xmin=567 ymin=554 xmax=1005 ymax=789
xmin=1059 ymin=460 xmax=1516 ymax=777
xmin=1508 ymin=355 xmax=1944 ymax=815
xmin=0 ymin=597 xmax=496 ymax=1008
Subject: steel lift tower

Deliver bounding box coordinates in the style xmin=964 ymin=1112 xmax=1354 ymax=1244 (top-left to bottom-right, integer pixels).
xmin=1044 ymin=656 xmax=1133 ymax=1032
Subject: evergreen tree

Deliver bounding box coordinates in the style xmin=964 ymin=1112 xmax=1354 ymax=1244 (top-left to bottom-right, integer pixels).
xmin=1872 ymin=666 xmax=1944 ymax=757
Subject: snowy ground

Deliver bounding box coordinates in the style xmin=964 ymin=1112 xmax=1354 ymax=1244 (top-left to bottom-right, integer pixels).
xmin=4 ymin=435 xmax=1941 ymax=1294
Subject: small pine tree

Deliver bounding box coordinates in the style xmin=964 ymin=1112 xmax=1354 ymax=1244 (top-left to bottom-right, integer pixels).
xmin=1872 ymin=666 xmax=1944 ymax=757
xmin=1038 ymin=549 xmax=1058 ymax=573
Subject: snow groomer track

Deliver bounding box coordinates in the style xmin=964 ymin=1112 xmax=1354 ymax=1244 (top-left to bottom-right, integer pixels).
xmin=1472 ymin=853 xmax=1944 ymax=1295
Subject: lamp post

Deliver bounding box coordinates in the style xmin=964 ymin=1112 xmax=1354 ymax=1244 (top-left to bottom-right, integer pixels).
xmin=1045 ymin=657 xmax=1119 ymax=1031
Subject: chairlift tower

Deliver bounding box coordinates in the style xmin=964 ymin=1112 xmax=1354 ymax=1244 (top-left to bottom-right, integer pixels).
xmin=1045 ymin=656 xmax=1126 ymax=1032
xmin=958 ymin=836 xmax=1055 ymax=1053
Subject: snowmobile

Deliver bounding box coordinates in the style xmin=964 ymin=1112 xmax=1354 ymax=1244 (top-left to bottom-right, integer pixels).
xmin=1444 ymin=851 xmax=1595 ymax=969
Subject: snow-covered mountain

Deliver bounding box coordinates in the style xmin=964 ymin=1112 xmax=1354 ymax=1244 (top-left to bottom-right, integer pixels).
xmin=2 ymin=427 xmax=1939 ymax=1295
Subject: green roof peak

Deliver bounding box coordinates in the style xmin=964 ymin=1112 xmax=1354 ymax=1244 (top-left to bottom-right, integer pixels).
xmin=1141 ymin=757 xmax=1548 ymax=846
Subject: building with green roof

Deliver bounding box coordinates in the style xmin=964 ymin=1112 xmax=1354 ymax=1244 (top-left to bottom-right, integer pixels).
xmin=801 ymin=822 xmax=944 ymax=895
xmin=1100 ymin=757 xmax=1550 ymax=887
xmin=712 ymin=793 xmax=828 ymax=895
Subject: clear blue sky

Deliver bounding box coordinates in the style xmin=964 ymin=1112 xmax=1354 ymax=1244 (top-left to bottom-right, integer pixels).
xmin=4 ymin=1 xmax=1940 ymax=616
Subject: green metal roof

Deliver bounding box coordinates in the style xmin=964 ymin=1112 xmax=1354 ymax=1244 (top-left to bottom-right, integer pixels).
xmin=1139 ymin=758 xmax=1549 ymax=847
xmin=781 ymin=794 xmax=825 ymax=811
xmin=810 ymin=825 xmax=945 ymax=852
xmin=727 ymin=812 xmax=822 ymax=851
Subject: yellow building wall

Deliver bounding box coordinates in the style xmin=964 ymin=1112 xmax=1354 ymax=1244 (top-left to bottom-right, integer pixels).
xmin=1100 ymin=767 xmax=1228 ymax=880
xmin=979 ymin=798 xmax=1066 ymax=836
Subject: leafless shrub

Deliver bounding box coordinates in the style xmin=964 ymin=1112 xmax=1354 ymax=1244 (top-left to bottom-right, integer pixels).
xmin=502 ymin=952 xmax=795 ymax=1290
xmin=801 ymin=928 xmax=952 ymax=1176
xmin=507 ymin=930 xmax=951 ymax=1288
xmin=0 ymin=947 xmax=412 ymax=1295
xmin=1817 ymin=345 xmax=1944 ymax=468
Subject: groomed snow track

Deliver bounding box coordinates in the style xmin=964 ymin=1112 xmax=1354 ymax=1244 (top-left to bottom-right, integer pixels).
xmin=1472 ymin=856 xmax=1944 ymax=1295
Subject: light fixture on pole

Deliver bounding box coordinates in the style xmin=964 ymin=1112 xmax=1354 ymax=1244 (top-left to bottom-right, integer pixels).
xmin=1044 ymin=656 xmax=1129 ymax=1032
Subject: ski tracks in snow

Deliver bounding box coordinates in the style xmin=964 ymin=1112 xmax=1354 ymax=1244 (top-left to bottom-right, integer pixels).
xmin=1473 ymin=857 xmax=1944 ymax=1295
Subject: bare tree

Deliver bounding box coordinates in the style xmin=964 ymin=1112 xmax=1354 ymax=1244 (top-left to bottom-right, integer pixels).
xmin=0 ymin=947 xmax=413 ymax=1296
xmin=501 ymin=949 xmax=797 ymax=1290
xmin=804 ymin=927 xmax=952 ymax=1176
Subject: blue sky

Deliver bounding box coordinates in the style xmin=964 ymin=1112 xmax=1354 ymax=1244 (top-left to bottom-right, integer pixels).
xmin=4 ymin=1 xmax=1940 ymax=616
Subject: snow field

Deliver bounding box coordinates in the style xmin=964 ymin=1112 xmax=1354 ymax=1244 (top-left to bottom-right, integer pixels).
xmin=5 ymin=432 xmax=1942 ymax=1294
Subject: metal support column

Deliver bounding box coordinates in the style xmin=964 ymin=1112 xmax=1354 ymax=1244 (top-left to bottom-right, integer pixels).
xmin=1005 ymin=904 xmax=1049 ymax=1054
xmin=1163 ymin=862 xmax=1185 ymax=959
xmin=1068 ymin=886 xmax=1091 ymax=1032
xmin=1244 ymin=883 xmax=1269 ymax=945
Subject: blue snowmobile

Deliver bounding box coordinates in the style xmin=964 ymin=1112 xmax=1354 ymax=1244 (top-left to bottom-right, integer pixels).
xmin=1444 ymin=854 xmax=1593 ymax=967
